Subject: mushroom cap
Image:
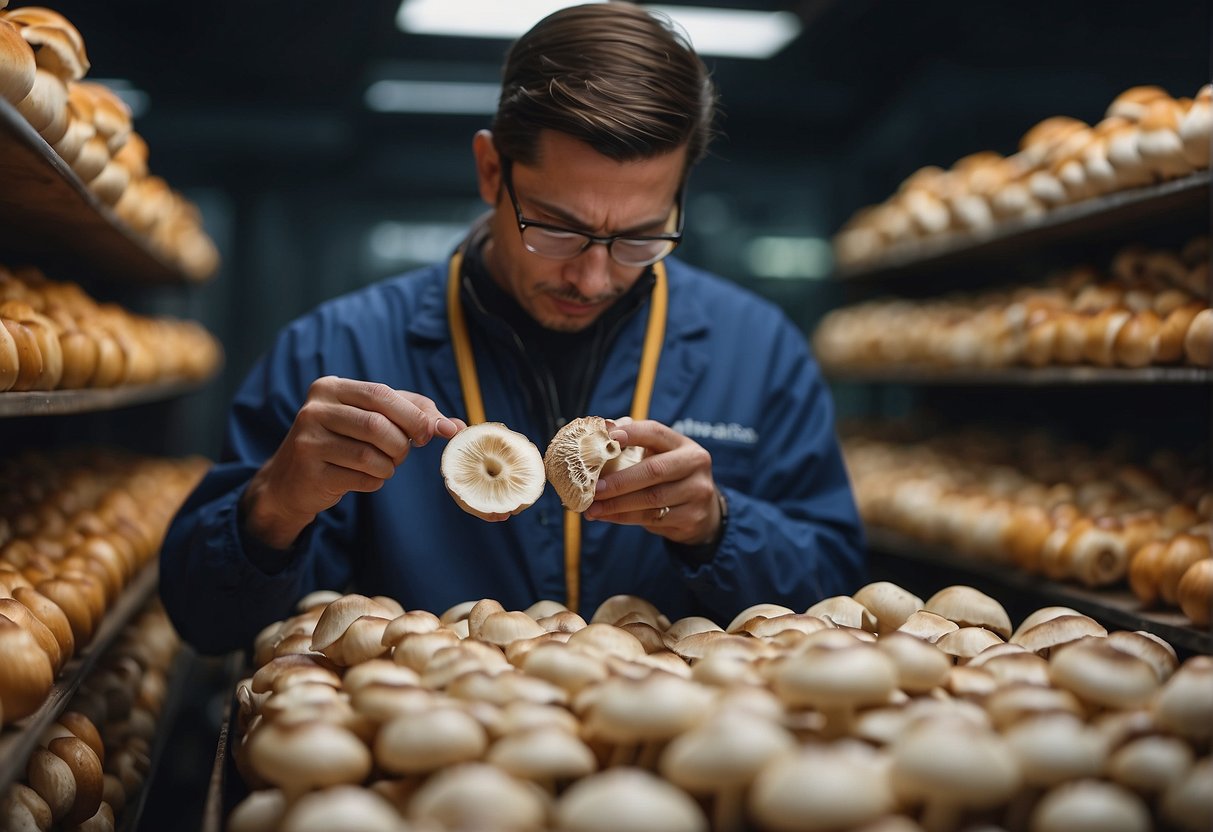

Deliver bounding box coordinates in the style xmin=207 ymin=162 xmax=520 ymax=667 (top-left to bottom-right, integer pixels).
xmin=1030 ymin=779 xmax=1151 ymax=832
xmin=544 ymin=416 xmax=622 ymax=512
xmin=1104 ymin=630 xmax=1178 ymax=682
xmin=1152 ymin=655 xmax=1213 ymax=742
xmin=877 ymin=632 xmax=951 ymax=693
xmin=774 ymin=641 xmax=898 ymax=710
xmin=443 ymin=422 xmax=545 ymax=519
xmin=935 ymin=626 xmax=1005 ymax=662
xmin=373 ymin=706 xmax=487 ymax=774
xmin=1160 ymin=755 xmax=1213 ymax=832
xmin=226 ymin=789 xmax=287 ymax=832
xmin=0 ymin=613 xmax=55 ymax=720
xmin=309 ymin=594 xmax=394 ymax=652
xmin=924 ymin=585 xmax=1012 ymax=639
xmin=584 ymin=674 xmax=714 ymax=744
xmin=853 ymin=581 xmax=924 ymax=633
xmin=409 ymin=763 xmax=549 ymax=831
xmin=1107 ymin=734 xmax=1194 ymax=794
xmin=659 ymin=710 xmax=796 ymax=793
xmin=748 ymin=744 xmax=896 ymax=832
xmin=1011 ymin=614 xmax=1107 ymax=656
xmin=279 ymin=785 xmax=402 ymax=832
xmin=805 ymin=596 xmax=877 ymax=631
xmin=1004 ymin=712 xmax=1107 ymax=786
xmin=1049 ymin=638 xmax=1159 ymax=710
xmin=556 ymin=768 xmax=707 ymax=832
xmin=890 ymin=719 xmax=1020 ymax=810
xmin=896 ymin=610 xmax=959 ymax=643
xmin=0 ymin=19 xmax=35 ymax=105
xmin=487 ymin=725 xmax=597 ymax=782
xmin=246 ymin=720 xmax=372 ymax=792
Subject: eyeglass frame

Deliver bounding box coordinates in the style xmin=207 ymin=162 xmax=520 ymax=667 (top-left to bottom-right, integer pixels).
xmin=499 ymin=155 xmax=686 ymax=267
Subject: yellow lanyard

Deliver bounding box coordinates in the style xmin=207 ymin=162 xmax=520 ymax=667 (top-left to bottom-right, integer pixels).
xmin=446 ymin=251 xmax=668 ymax=612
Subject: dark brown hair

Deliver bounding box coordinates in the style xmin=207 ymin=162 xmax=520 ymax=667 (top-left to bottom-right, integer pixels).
xmin=492 ymin=2 xmax=719 ymax=170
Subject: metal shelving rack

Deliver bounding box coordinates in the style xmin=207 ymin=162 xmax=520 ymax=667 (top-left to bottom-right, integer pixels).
xmin=834 ymin=172 xmax=1211 ymax=282
xmin=829 ymin=166 xmax=1211 ymax=650
xmin=0 ymin=378 xmax=218 ymax=417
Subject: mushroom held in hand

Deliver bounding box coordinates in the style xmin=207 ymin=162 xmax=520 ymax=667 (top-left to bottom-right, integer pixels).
xmin=545 ymin=416 xmax=640 ymax=512
xmin=441 ymin=422 xmax=545 ymax=520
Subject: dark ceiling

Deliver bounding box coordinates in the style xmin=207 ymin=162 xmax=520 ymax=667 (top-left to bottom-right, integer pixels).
xmin=30 ymin=0 xmax=1212 ymax=212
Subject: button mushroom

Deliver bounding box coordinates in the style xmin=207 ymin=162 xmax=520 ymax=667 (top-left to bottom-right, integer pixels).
xmin=1029 ymin=779 xmax=1150 ymax=832
xmin=748 ymin=742 xmax=896 ymax=832
xmin=555 ymin=768 xmax=707 ymax=832
xmin=660 ymin=709 xmax=796 ymax=832
xmin=890 ymin=718 xmax=1020 ymax=832
xmin=409 ymin=762 xmax=549 ymax=831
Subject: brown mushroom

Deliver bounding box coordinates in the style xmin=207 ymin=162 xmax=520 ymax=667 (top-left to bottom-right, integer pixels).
xmin=544 ymin=416 xmax=625 ymax=512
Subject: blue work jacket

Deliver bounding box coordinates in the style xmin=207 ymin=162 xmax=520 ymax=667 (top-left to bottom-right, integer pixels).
xmin=161 ymin=256 xmax=865 ymax=654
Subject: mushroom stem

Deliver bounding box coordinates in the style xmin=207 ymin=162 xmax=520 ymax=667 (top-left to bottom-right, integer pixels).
xmin=819 ymin=704 xmax=857 ymax=740
xmin=920 ymin=799 xmax=963 ymax=832
xmin=608 ymin=742 xmax=637 ymax=768
xmin=712 ymin=786 xmax=746 ymax=832
xmin=635 ymin=739 xmax=667 ymax=771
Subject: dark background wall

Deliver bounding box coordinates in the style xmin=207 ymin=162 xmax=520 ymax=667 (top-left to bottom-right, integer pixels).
xmin=29 ymin=0 xmax=1211 ymax=456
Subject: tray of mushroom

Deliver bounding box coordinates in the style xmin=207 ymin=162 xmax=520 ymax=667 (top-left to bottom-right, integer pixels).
xmin=216 ymin=583 xmax=1212 ymax=832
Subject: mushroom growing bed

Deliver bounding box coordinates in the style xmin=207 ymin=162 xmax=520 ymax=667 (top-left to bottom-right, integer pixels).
xmin=221 ymin=586 xmax=1212 ymax=832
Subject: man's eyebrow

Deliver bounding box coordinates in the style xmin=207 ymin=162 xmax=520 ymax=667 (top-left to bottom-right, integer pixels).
xmin=522 ymin=191 xmax=672 ymax=235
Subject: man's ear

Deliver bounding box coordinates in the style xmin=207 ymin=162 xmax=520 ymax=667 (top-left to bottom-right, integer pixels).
xmin=472 ymin=130 xmax=501 ymax=206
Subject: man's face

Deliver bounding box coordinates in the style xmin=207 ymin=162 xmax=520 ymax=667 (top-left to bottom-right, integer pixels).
xmin=475 ymin=130 xmax=687 ymax=333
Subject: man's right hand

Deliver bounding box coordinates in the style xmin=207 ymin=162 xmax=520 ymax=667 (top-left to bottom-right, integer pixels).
xmin=240 ymin=376 xmax=464 ymax=550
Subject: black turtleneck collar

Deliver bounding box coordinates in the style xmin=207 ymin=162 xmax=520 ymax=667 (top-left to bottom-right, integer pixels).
xmin=459 ymin=225 xmax=655 ymax=436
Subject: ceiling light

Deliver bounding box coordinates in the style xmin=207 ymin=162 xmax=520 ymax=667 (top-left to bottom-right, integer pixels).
xmin=365 ymin=79 xmax=501 ymax=114
xmin=396 ymin=0 xmax=802 ymax=59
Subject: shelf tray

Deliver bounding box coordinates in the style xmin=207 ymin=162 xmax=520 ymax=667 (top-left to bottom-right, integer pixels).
xmin=0 ymin=375 xmax=218 ymax=418
xmin=866 ymin=528 xmax=1211 ymax=655
xmin=0 ymin=562 xmax=160 ymax=794
xmin=835 ymin=173 xmax=1211 ymax=281
xmin=0 ymin=98 xmax=197 ymax=285
xmin=827 ymin=366 xmax=1213 ymax=386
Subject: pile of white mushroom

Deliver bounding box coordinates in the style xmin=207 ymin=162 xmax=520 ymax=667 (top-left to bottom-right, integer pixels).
xmin=226 ymin=585 xmax=1212 ymax=832
xmin=1 ymin=600 xmax=181 ymax=832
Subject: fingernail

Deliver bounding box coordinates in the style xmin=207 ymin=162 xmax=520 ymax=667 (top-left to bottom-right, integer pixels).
xmin=584 ymin=507 xmax=598 ymax=519
xmin=595 ymin=479 xmax=608 ymax=494
xmin=609 ymin=430 xmax=627 ymax=442
xmin=437 ymin=418 xmax=457 ymax=435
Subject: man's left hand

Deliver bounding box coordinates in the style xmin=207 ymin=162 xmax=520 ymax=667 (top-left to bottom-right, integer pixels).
xmin=583 ymin=419 xmax=722 ymax=545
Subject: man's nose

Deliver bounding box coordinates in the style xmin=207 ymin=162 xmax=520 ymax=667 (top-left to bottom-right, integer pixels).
xmin=563 ymin=242 xmax=612 ymax=299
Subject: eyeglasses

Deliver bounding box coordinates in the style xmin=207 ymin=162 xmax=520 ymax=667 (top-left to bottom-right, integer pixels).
xmin=501 ymin=157 xmax=684 ymax=268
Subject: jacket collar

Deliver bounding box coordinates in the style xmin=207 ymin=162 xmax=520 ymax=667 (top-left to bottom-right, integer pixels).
xmin=405 ymin=252 xmax=710 ymax=345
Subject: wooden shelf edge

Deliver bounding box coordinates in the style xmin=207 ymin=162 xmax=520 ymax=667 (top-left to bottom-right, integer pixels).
xmin=0 ymin=99 xmax=201 ymax=286
xmin=201 ymin=652 xmax=247 ymax=832
xmin=865 ymin=528 xmax=1211 ymax=655
xmin=825 ymin=366 xmax=1213 ymax=386
xmin=834 ymin=172 xmax=1212 ymax=282
xmin=0 ymin=371 xmax=221 ymax=418
xmin=0 ymin=562 xmax=160 ymax=794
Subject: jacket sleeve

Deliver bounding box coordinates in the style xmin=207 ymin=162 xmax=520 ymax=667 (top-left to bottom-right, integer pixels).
xmin=160 ymin=320 xmax=359 ymax=655
xmin=672 ymin=319 xmax=866 ymax=620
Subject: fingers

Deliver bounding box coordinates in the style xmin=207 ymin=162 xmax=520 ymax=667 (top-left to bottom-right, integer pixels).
xmin=312 ymin=377 xmax=459 ymax=448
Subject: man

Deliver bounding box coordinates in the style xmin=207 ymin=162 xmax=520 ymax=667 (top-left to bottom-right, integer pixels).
xmin=161 ymin=1 xmax=865 ymax=654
